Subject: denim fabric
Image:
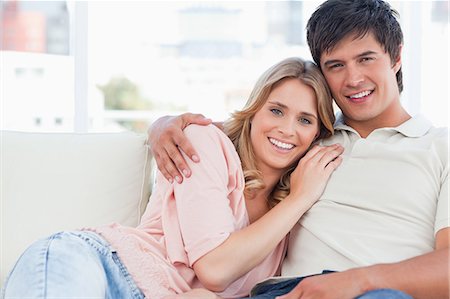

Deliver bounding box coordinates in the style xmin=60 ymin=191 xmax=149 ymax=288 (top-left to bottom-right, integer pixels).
xmin=247 ymin=277 xmax=302 ymax=298
xmin=2 ymin=231 xmax=145 ymax=299
xmin=355 ymin=289 xmax=413 ymax=299
xmin=247 ymin=270 xmax=333 ymax=298
xmin=247 ymin=271 xmax=413 ymax=299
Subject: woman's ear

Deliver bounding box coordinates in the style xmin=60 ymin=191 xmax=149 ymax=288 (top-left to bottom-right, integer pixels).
xmin=313 ymin=130 xmax=320 ymax=142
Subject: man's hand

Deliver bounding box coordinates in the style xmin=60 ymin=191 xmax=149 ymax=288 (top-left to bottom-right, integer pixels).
xmin=147 ymin=113 xmax=211 ymax=183
xmin=276 ymin=270 xmax=368 ymax=299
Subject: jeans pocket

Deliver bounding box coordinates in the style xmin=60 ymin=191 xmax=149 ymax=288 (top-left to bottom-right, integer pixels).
xmin=72 ymin=231 xmax=113 ymax=257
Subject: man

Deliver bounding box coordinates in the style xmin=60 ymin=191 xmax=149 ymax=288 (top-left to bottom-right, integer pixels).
xmin=148 ymin=0 xmax=449 ymax=298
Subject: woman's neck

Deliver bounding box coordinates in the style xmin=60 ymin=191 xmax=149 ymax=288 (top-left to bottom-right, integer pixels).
xmin=245 ymin=191 xmax=270 ymax=224
xmin=245 ymin=170 xmax=280 ymax=223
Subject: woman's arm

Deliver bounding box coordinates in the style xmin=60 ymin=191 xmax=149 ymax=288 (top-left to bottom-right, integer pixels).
xmin=184 ymin=140 xmax=343 ymax=292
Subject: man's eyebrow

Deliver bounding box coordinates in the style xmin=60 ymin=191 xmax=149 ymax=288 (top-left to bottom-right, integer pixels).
xmin=357 ymin=50 xmax=377 ymax=58
xmin=323 ymin=50 xmax=378 ymax=67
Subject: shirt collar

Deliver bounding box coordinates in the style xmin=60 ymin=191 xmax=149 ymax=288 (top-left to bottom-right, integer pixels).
xmin=333 ymin=112 xmax=433 ymax=138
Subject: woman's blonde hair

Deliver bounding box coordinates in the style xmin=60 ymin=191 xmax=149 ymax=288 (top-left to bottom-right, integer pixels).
xmin=224 ymin=57 xmax=335 ymax=208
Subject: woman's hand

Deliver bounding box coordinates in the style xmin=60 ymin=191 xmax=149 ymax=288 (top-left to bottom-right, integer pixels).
xmin=147 ymin=113 xmax=212 ymax=183
xmin=289 ymin=144 xmax=344 ymax=205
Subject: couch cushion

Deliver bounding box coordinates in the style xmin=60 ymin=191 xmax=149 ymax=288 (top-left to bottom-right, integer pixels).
xmin=1 ymin=131 xmax=153 ymax=286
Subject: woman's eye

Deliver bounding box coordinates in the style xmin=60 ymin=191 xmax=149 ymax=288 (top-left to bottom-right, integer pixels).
xmin=270 ymin=108 xmax=282 ymax=116
xmin=299 ymin=118 xmax=311 ymax=125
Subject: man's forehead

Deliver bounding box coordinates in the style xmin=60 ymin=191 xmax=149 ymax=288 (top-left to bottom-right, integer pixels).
xmin=320 ymin=32 xmax=382 ymax=61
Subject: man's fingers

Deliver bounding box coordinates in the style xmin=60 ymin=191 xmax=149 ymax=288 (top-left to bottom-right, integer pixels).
xmin=149 ymin=113 xmax=212 ymax=183
xmin=166 ymin=147 xmax=191 ymax=180
xmin=181 ymin=113 xmax=212 ymax=128
xmin=174 ymin=133 xmax=200 ymax=166
xmin=156 ymin=142 xmax=184 ymax=183
xmin=163 ymin=143 xmax=189 ymax=182
xmin=155 ymin=153 xmax=180 ymax=184
xmin=148 ymin=113 xmax=209 ymax=183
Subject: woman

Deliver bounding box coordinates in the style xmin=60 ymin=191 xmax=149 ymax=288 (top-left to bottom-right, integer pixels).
xmin=2 ymin=57 xmax=343 ymax=299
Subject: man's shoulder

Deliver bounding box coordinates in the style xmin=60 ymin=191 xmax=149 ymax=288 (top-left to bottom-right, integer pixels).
xmin=320 ymin=130 xmax=346 ymax=145
xmin=427 ymin=125 xmax=448 ymax=138
xmin=418 ymin=118 xmax=448 ymax=152
xmin=426 ymin=126 xmax=448 ymax=163
xmin=409 ymin=114 xmax=448 ymax=138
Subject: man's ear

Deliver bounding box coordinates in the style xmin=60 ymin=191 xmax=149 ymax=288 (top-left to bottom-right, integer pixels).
xmin=393 ymin=44 xmax=403 ymax=73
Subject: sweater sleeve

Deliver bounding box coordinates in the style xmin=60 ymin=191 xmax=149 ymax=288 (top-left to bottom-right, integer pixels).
xmin=173 ymin=124 xmax=246 ymax=266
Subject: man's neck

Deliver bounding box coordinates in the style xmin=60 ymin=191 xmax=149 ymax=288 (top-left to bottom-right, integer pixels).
xmin=344 ymin=108 xmax=411 ymax=138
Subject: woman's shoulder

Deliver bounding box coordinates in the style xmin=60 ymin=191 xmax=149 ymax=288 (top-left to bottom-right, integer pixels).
xmin=183 ymin=124 xmax=232 ymax=147
xmin=183 ymin=124 xmax=240 ymax=164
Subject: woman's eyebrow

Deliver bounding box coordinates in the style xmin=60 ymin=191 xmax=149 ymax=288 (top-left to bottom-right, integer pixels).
xmin=268 ymin=101 xmax=318 ymax=119
xmin=267 ymin=101 xmax=288 ymax=108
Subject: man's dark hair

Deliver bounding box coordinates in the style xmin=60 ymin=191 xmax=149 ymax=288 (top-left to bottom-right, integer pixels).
xmin=307 ymin=0 xmax=404 ymax=92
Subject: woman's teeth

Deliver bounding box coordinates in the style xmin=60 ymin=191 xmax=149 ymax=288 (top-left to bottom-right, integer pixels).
xmin=269 ymin=138 xmax=294 ymax=150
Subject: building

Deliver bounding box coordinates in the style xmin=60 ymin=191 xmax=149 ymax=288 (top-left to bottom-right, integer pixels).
xmin=1 ymin=0 xmax=69 ymax=54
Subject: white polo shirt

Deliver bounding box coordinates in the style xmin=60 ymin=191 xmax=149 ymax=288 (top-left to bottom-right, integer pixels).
xmin=282 ymin=114 xmax=449 ymax=277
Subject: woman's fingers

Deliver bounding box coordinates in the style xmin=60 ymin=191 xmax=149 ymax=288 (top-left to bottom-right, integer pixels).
xmin=300 ymin=144 xmax=324 ymax=161
xmin=301 ymin=144 xmax=343 ymax=167
xmin=324 ymin=155 xmax=343 ymax=175
xmin=318 ymin=145 xmax=344 ymax=168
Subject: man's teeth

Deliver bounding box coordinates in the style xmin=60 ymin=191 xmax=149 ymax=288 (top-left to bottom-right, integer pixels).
xmin=269 ymin=138 xmax=294 ymax=150
xmin=350 ymin=90 xmax=371 ymax=99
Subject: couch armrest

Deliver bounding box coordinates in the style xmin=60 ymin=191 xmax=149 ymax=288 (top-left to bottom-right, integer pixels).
xmin=1 ymin=131 xmax=153 ymax=286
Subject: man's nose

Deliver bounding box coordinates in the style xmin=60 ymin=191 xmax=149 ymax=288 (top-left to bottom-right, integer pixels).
xmin=345 ymin=66 xmax=364 ymax=87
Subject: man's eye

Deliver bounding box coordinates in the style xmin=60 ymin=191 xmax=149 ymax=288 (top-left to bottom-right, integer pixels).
xmin=330 ymin=63 xmax=343 ymax=69
xmin=270 ymin=108 xmax=282 ymax=116
xmin=361 ymin=57 xmax=374 ymax=62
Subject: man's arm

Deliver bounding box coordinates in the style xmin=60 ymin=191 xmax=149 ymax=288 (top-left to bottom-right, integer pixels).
xmin=147 ymin=113 xmax=211 ymax=183
xmin=279 ymin=227 xmax=450 ymax=299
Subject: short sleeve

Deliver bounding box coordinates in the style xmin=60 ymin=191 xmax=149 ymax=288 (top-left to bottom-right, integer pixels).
xmin=173 ymin=124 xmax=245 ymax=266
xmin=435 ymin=163 xmax=449 ymax=234
xmin=434 ymin=130 xmax=449 ymax=235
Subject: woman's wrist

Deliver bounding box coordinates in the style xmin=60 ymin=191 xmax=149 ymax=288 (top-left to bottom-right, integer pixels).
xmin=284 ymin=192 xmax=318 ymax=211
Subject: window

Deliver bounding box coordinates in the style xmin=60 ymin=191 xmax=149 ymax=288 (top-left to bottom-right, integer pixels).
xmin=1 ymin=1 xmax=448 ymax=133
xmin=1 ymin=0 xmax=73 ymax=132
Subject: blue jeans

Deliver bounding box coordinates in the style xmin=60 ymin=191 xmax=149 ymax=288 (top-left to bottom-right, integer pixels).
xmin=2 ymin=231 xmax=145 ymax=299
xmin=247 ymin=271 xmax=413 ymax=299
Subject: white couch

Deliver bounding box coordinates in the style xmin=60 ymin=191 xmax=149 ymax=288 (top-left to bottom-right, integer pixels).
xmin=0 ymin=131 xmax=154 ymax=288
